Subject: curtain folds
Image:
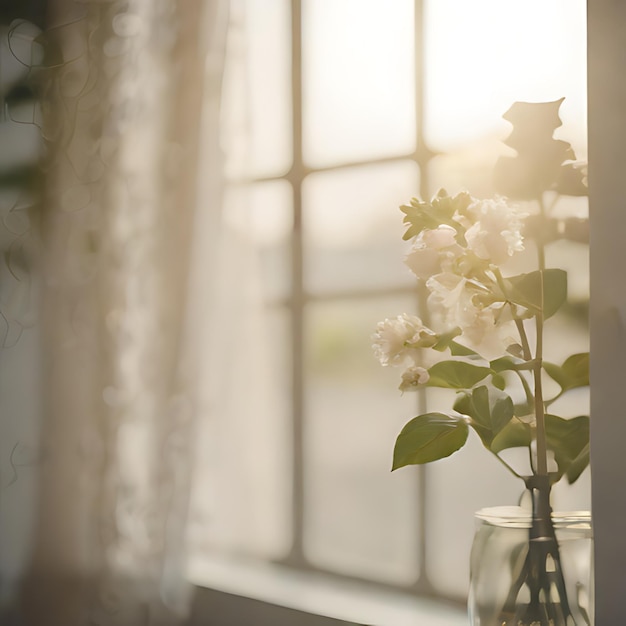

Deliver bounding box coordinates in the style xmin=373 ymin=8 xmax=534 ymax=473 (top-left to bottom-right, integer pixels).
xmin=11 ymin=1 xmax=230 ymax=624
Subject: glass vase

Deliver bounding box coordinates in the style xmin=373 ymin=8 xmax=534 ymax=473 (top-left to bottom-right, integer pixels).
xmin=469 ymin=506 xmax=593 ymax=626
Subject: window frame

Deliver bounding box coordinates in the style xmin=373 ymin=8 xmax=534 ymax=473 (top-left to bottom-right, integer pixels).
xmin=588 ymin=1 xmax=626 ymax=623
xmin=191 ymin=0 xmax=613 ymax=622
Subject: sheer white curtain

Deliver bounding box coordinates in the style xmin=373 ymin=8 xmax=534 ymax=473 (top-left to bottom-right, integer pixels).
xmin=6 ymin=1 xmax=230 ymax=624
xmin=185 ymin=1 xmax=291 ymax=568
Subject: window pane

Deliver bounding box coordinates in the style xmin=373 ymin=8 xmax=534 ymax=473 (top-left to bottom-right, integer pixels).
xmin=302 ymin=0 xmax=416 ymax=167
xmin=424 ymin=0 xmax=587 ymax=154
xmin=427 ymin=143 xmax=506 ymax=199
xmin=546 ymin=241 xmax=589 ymax=305
xmin=303 ymin=161 xmax=419 ymax=295
xmin=426 ymin=433 xmax=522 ymax=596
xmin=244 ymin=0 xmax=292 ymax=177
xmin=303 ymin=296 xmax=421 ymax=584
xmin=225 ymin=180 xmax=292 ymax=302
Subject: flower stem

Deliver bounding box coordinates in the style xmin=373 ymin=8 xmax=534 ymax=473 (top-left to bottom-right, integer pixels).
xmin=514 ymin=317 xmax=532 ymax=361
xmin=514 ymin=369 xmax=534 ymax=412
xmin=533 ymin=312 xmax=548 ymax=476
xmin=534 ymin=196 xmax=548 ymax=480
xmin=500 ymin=479 xmax=577 ymax=626
xmin=537 ymin=195 xmax=548 ymax=270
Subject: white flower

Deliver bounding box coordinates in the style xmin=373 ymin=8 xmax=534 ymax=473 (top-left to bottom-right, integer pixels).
xmin=404 ymin=225 xmax=462 ymax=279
xmin=399 ymin=366 xmax=430 ymax=392
xmin=426 ymin=273 xmax=473 ymax=327
xmin=372 ymin=313 xmax=435 ymax=367
xmin=426 ymin=272 xmax=514 ymax=358
xmin=465 ymin=198 xmax=526 ymax=265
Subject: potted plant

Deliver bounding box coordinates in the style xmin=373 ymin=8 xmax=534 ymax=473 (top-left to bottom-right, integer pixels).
xmin=373 ymin=99 xmax=592 ymax=625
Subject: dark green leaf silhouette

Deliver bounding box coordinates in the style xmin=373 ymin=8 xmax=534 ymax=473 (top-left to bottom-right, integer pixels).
xmin=494 ymin=98 xmax=587 ymax=199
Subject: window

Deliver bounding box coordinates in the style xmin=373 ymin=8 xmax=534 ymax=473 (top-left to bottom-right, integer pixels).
xmin=188 ymin=1 xmax=588 ymax=620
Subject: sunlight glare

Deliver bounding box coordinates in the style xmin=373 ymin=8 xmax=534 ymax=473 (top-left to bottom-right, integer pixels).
xmin=303 ymin=0 xmax=415 ymax=166
xmin=424 ymin=0 xmax=587 ymax=153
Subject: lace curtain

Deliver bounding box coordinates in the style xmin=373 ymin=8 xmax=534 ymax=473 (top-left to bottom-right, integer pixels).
xmin=0 ymin=1 xmax=230 ymax=624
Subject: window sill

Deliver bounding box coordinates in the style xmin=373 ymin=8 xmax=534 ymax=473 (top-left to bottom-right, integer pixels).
xmin=187 ymin=555 xmax=467 ymax=626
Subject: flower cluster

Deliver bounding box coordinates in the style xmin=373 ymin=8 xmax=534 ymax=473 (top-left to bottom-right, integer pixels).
xmin=372 ymin=313 xmax=433 ymax=389
xmin=372 ymin=190 xmax=528 ymax=389
xmin=373 ymin=170 xmax=589 ymax=488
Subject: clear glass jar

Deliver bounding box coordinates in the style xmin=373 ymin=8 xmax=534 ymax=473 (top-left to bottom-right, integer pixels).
xmin=469 ymin=506 xmax=593 ymax=626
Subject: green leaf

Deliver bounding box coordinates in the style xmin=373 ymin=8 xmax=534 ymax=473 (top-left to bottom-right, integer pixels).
xmin=490 ymin=356 xmax=536 ymax=373
xmin=555 ymin=162 xmax=588 ymax=198
xmin=432 ymin=328 xmax=482 ymax=358
xmin=0 ymin=166 xmax=40 ymax=190
xmin=491 ymin=420 xmax=532 ymax=453
xmin=400 ymin=199 xmax=443 ymax=240
xmin=491 ymin=373 xmax=506 ymax=390
xmin=483 ymin=386 xmax=515 ymax=434
xmin=392 ymin=413 xmax=469 ymax=470
xmin=514 ymin=401 xmax=534 ymax=418
xmin=490 ymin=356 xmax=519 ymax=373
xmin=449 ymin=341 xmax=481 ymax=358
xmin=468 ymin=386 xmax=492 ymax=429
xmin=453 ymin=393 xmax=473 ymax=417
xmin=35 ymin=32 xmax=65 ymax=68
xmin=543 ymin=353 xmax=589 ymax=392
xmin=566 ymin=443 xmax=590 ymax=484
xmin=426 ymin=361 xmax=492 ymax=389
xmin=432 ymin=328 xmax=462 ymax=352
xmin=400 ymin=189 xmax=471 ymax=241
xmin=494 ymin=98 xmax=579 ymax=199
xmin=506 ymin=343 xmax=525 ymax=359
xmin=431 ymin=188 xmax=472 ymax=219
xmin=453 ymin=385 xmax=514 ymax=446
xmin=545 ymin=414 xmax=590 ymax=482
xmin=506 ymin=269 xmax=567 ymax=319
